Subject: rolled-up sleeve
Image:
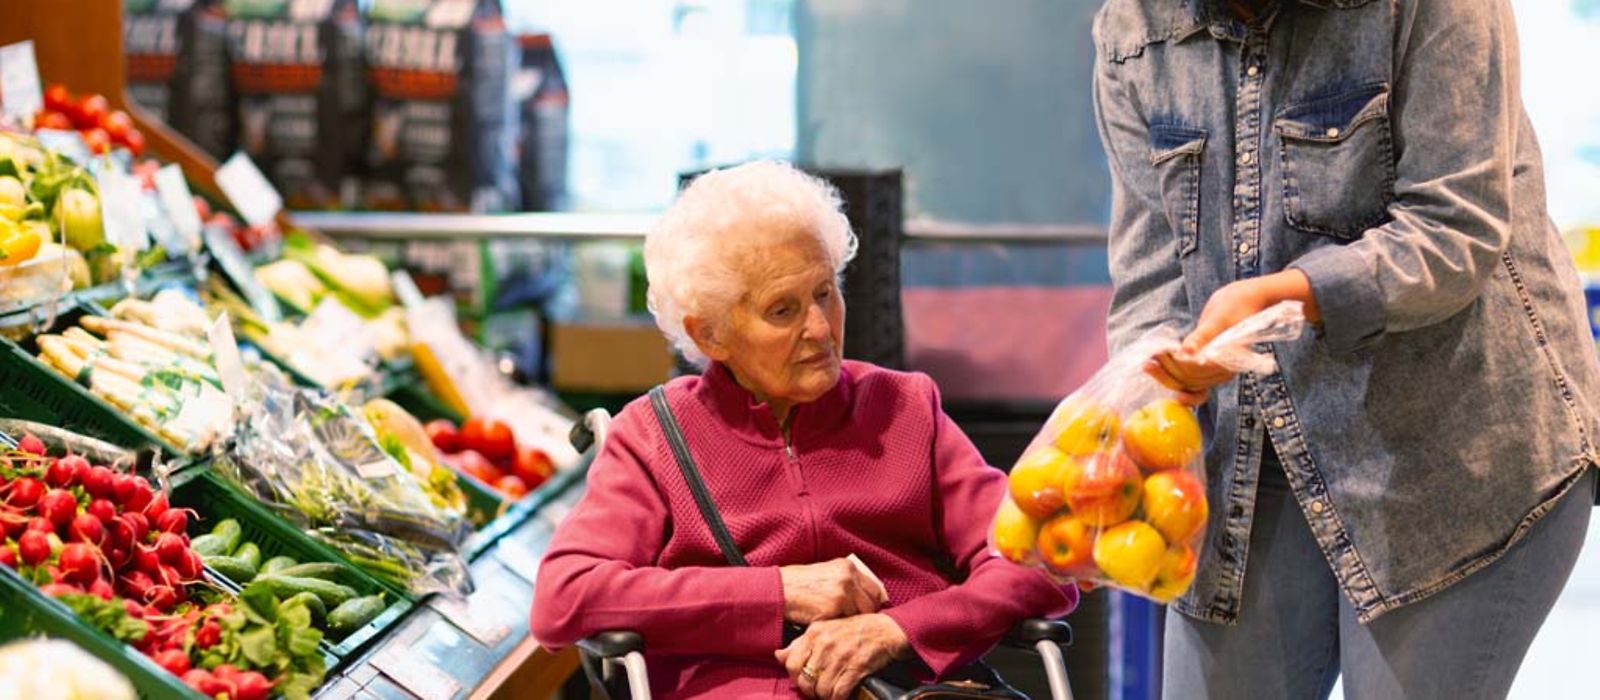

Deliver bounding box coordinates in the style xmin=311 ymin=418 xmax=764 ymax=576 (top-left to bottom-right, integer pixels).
xmin=882 ymin=378 xmax=1078 ymax=677
xmin=529 ymin=404 xmax=786 ymax=657
xmin=1291 ymin=0 xmax=1519 ymax=353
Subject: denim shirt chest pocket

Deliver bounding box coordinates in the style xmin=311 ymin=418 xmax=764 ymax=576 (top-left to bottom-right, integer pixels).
xmin=1274 ymin=83 xmax=1396 ymax=239
xmin=1149 ymin=123 xmax=1207 ymax=258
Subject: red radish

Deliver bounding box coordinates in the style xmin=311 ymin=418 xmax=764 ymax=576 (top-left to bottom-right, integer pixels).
xmin=0 ymin=512 xmax=27 ymax=539
xmin=6 ymin=477 xmax=44 ymax=509
xmin=233 ymin=671 xmax=274 ymax=700
xmin=124 ymin=477 xmax=154 ymax=513
xmin=44 ymin=457 xmax=77 ymax=488
xmin=17 ymin=530 xmax=49 ymax=565
xmin=58 ymin=543 xmax=100 ymax=584
xmin=89 ymin=578 xmax=115 ymax=600
xmin=38 ymin=489 xmax=78 ymax=527
xmin=83 ymin=467 xmax=115 ymax=499
xmin=122 ymin=513 xmax=150 ymax=545
xmin=120 ymin=570 xmax=154 ymax=599
xmin=155 ymin=508 xmax=189 ymax=535
xmin=194 ymin=619 xmax=221 ymax=649
xmin=69 ymin=513 xmax=104 ymax=546
xmin=145 ymin=585 xmax=177 ymax=612
xmin=0 ymin=546 xmax=15 ymax=569
xmin=143 ymin=492 xmax=170 ymax=522
xmin=17 ymin=435 xmax=45 ymax=456
xmin=107 ymin=545 xmax=130 ymax=568
xmin=39 ymin=582 xmax=80 ymax=597
xmin=87 ymin=498 xmax=116 ymax=524
xmin=155 ymin=532 xmax=187 ymax=566
xmin=123 ymin=598 xmax=143 ymax=618
xmin=174 ymin=548 xmax=202 ymax=581
xmin=26 ymin=517 xmax=54 ymax=534
xmin=133 ymin=544 xmax=162 ymax=576
xmin=199 ymin=674 xmax=235 ymax=698
xmin=155 ymin=564 xmax=181 ymax=589
xmin=152 ymin=648 xmax=190 ymax=676
xmin=181 ymin=668 xmax=211 ymax=690
xmin=108 ymin=518 xmax=133 ymax=550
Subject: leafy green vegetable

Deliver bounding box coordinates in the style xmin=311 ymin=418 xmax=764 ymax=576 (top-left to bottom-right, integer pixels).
xmin=57 ymin=593 xmax=149 ymax=645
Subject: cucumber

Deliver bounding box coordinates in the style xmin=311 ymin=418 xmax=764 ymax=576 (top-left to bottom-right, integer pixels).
xmin=190 ymin=534 xmax=231 ymax=558
xmin=254 ymin=574 xmax=358 ymax=608
xmin=233 ymin=542 xmax=262 ymax=570
xmin=261 ymin=556 xmax=298 ymax=575
xmin=270 ymin=562 xmax=347 ymax=582
xmin=327 ymin=594 xmax=386 ymax=634
xmin=204 ymin=555 xmax=258 ymax=583
xmin=209 ymin=519 xmax=242 ymax=555
xmin=282 ymin=591 xmax=326 ymax=625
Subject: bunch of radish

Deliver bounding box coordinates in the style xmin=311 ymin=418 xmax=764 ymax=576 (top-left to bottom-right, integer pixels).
xmin=2 ymin=434 xmax=204 ymax=611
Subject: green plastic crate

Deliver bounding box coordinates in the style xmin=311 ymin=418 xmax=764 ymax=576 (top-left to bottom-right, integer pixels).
xmin=0 ymin=569 xmax=205 ymax=700
xmin=169 ymin=469 xmax=416 ymax=666
xmin=0 ymin=304 xmax=183 ymax=457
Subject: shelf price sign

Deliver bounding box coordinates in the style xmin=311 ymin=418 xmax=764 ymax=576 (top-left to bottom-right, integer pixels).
xmin=0 ymin=41 xmax=42 ymax=123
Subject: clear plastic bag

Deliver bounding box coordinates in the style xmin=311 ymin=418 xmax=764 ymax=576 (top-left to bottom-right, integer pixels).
xmin=213 ymin=370 xmax=475 ymax=597
xmin=990 ymin=301 xmax=1307 ymax=603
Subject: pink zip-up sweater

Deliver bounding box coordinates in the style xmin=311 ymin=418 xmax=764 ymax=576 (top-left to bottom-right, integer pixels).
xmin=530 ymin=361 xmax=1077 ymax=699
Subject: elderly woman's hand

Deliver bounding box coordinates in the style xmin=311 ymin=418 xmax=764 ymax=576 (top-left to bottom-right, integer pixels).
xmin=780 ymin=558 xmax=887 ymax=625
xmin=775 ymin=613 xmax=909 ymax=700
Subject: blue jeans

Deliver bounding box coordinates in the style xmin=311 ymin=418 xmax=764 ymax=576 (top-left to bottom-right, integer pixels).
xmin=1163 ymin=445 xmax=1594 ymax=700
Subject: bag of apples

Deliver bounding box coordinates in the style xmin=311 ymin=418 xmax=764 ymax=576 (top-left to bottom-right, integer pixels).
xmin=990 ymin=301 xmax=1308 ymax=603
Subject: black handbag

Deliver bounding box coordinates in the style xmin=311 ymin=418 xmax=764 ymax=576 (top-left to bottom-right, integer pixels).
xmin=647 ymin=387 xmax=1026 ymax=700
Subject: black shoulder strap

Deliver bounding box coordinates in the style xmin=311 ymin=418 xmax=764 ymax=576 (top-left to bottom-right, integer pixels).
xmin=648 ymin=386 xmax=748 ymax=567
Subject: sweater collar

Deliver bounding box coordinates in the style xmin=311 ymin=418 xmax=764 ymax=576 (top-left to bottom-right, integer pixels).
xmin=697 ymin=361 xmax=855 ymax=446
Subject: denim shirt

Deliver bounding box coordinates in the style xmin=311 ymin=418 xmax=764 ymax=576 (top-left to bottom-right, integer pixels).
xmin=1093 ymin=0 xmax=1600 ymax=624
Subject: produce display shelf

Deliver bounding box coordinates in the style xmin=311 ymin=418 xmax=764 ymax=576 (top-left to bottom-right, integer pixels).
xmin=0 ymin=568 xmax=207 ymax=700
xmin=0 ymin=303 xmax=186 ymax=459
xmin=169 ymin=468 xmax=418 ymax=667
xmin=461 ymin=457 xmax=589 ymax=561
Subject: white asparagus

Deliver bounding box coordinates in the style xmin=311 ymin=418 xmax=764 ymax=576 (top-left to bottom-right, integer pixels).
xmin=78 ymin=316 xmax=210 ymax=359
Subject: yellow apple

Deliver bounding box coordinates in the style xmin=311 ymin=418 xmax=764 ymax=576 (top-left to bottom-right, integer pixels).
xmin=1092 ymin=520 xmax=1167 ymax=591
xmin=1142 ymin=469 xmax=1209 ymax=544
xmin=1050 ymin=398 xmax=1122 ymax=456
xmin=991 ymin=497 xmax=1041 ymax=565
xmin=1062 ymin=451 xmax=1142 ymax=527
xmin=1036 ymin=513 xmax=1097 ymax=577
xmin=1150 ymin=544 xmax=1199 ymax=602
xmin=1008 ymin=446 xmax=1072 ymax=520
xmin=1122 ymin=398 xmax=1203 ymax=471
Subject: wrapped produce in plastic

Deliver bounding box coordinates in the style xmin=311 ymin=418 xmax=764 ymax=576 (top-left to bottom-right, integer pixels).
xmin=991 ymin=301 xmax=1307 ymax=603
xmin=214 ymin=372 xmax=474 ymax=597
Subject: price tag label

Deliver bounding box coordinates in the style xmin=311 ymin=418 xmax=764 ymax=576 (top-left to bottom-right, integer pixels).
xmin=428 ymin=594 xmax=512 ymax=648
xmin=203 ymin=225 xmax=283 ymax=323
xmin=354 ymin=459 xmax=397 ymax=480
xmin=369 ymin=646 xmax=460 ymax=700
xmin=155 ymin=165 xmax=203 ymax=253
xmin=207 ymin=314 xmax=250 ymax=401
xmin=91 ymin=162 xmax=150 ymax=253
xmin=0 ymin=41 xmax=42 ymax=123
xmin=35 ymin=129 xmax=90 ymax=165
xmin=214 ymin=152 xmax=283 ymax=228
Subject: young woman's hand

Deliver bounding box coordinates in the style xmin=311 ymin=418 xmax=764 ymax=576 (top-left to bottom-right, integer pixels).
xmin=1148 ymin=270 xmax=1322 ymax=404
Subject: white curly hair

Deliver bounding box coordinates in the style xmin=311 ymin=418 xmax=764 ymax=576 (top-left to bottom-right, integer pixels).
xmin=644 ymin=160 xmax=858 ymax=368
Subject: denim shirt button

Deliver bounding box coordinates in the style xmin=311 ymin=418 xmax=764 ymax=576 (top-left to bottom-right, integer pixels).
xmin=1239 ymin=151 xmax=1253 ymax=165
xmin=1311 ymin=501 xmax=1326 ymax=515
xmin=1246 ymin=65 xmax=1260 ymax=77
xmin=1271 ymin=416 xmax=1286 ymax=429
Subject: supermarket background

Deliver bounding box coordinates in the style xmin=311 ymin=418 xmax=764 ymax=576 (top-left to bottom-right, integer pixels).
xmin=0 ymin=0 xmax=1595 ymax=698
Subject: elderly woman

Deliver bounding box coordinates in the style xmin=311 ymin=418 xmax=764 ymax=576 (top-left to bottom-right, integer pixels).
xmin=530 ymin=160 xmax=1076 ymax=699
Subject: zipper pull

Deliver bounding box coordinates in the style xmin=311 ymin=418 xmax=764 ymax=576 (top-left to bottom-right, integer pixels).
xmin=785 ymin=443 xmax=795 ymax=460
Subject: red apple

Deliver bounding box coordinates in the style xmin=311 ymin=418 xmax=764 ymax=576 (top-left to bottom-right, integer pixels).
xmin=1036 ymin=513 xmax=1096 ymax=576
xmin=1142 ymin=470 xmax=1208 ymax=544
xmin=1007 ymin=447 xmax=1072 ymax=520
xmin=1150 ymin=544 xmax=1199 ymax=603
xmin=1063 ymin=451 xmax=1141 ymax=527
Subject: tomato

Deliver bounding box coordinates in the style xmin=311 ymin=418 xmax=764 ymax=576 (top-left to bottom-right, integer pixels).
xmin=424 ymin=420 xmax=460 ymax=453
xmin=512 ymin=445 xmax=554 ymax=490
xmin=76 ymin=94 xmax=110 ymax=130
xmin=43 ymin=84 xmax=71 ymax=112
xmin=35 ymin=110 xmax=72 ymax=131
xmin=82 ymin=128 xmax=112 ymax=155
xmin=495 ymin=474 xmax=530 ymax=499
xmin=124 ymin=129 xmax=146 ymax=158
xmin=102 ymin=110 xmax=133 ymax=142
xmin=461 ymin=416 xmax=515 ymax=462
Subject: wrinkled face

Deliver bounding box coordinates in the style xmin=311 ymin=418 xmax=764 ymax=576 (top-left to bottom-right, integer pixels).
xmin=691 ymin=228 xmax=845 ymax=415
